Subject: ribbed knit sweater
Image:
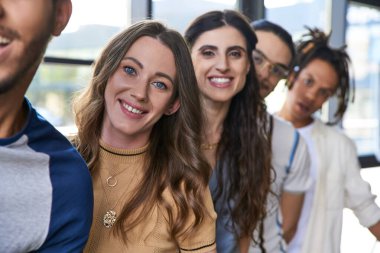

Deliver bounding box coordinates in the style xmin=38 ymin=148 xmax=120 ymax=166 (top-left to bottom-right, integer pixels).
xmin=84 ymin=140 xmax=216 ymax=253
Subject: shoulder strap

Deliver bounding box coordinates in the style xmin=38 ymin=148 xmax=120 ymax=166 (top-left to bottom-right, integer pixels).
xmin=286 ymin=131 xmax=300 ymax=174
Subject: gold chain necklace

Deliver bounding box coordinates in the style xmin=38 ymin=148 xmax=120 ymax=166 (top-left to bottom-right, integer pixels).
xmin=201 ymin=142 xmax=219 ymax=150
xmin=105 ymin=166 xmax=129 ymax=187
xmin=99 ymin=167 xmax=139 ymax=228
xmin=97 ymin=144 xmax=147 ymax=228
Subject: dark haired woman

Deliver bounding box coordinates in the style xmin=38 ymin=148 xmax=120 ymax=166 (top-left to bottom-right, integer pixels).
xmin=185 ymin=10 xmax=273 ymax=253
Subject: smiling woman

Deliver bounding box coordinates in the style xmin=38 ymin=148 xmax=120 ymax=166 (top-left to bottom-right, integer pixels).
xmin=73 ymin=20 xmax=217 ymax=253
xmin=28 ymin=0 xmax=240 ymax=136
xmin=102 ymin=36 xmax=178 ymax=149
xmin=184 ymin=10 xmax=272 ymax=253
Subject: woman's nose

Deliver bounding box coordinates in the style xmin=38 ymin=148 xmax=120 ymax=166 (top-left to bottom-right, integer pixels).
xmin=215 ymin=55 xmax=230 ymax=72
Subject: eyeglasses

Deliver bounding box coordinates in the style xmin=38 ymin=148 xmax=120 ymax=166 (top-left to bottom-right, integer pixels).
xmin=252 ymin=50 xmax=289 ymax=79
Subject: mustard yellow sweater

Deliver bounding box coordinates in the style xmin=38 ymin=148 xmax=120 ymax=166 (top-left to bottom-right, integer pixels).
xmin=84 ymin=140 xmax=216 ymax=253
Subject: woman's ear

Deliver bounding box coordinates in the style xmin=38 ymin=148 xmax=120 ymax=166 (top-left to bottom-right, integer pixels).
xmin=52 ymin=0 xmax=72 ymax=36
xmin=164 ymin=99 xmax=180 ymax=115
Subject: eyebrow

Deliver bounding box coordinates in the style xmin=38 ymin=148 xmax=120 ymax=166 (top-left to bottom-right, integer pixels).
xmin=123 ymin=56 xmax=175 ymax=84
xmin=198 ymin=44 xmax=247 ymax=53
xmin=124 ymin=56 xmax=143 ymax=68
xmin=255 ymin=49 xmax=289 ymax=69
xmin=228 ymin=45 xmax=247 ymax=53
xmin=198 ymin=44 xmax=217 ymax=52
xmin=156 ymin=72 xmax=175 ymax=85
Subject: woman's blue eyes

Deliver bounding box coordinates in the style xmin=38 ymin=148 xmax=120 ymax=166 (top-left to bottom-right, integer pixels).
xmin=152 ymin=82 xmax=167 ymax=90
xmin=124 ymin=66 xmax=136 ymax=75
xmin=124 ymin=66 xmax=168 ymax=90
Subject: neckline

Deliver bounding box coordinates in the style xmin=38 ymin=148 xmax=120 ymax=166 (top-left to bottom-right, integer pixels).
xmin=99 ymin=139 xmax=149 ymax=157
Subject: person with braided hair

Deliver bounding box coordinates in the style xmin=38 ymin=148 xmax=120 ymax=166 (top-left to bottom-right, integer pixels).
xmin=278 ymin=27 xmax=380 ymax=253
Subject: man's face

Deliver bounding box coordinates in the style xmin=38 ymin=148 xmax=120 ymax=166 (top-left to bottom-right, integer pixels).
xmin=283 ymin=58 xmax=338 ymax=128
xmin=0 ymin=0 xmax=57 ymax=94
xmin=254 ymin=30 xmax=292 ymax=98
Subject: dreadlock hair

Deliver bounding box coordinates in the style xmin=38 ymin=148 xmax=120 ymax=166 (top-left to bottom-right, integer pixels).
xmin=288 ymin=27 xmax=354 ymax=125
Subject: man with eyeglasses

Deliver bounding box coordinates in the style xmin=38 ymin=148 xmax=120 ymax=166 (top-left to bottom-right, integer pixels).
xmin=251 ymin=20 xmax=293 ymax=98
xmin=252 ymin=49 xmax=290 ymax=97
xmin=244 ymin=20 xmax=311 ymax=253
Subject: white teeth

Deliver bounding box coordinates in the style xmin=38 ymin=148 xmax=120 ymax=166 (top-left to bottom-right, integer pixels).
xmin=0 ymin=36 xmax=11 ymax=45
xmin=122 ymin=103 xmax=143 ymax=114
xmin=210 ymin=77 xmax=230 ymax=83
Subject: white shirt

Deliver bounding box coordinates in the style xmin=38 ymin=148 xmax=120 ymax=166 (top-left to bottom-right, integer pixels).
xmin=249 ymin=115 xmax=311 ymax=253
xmin=288 ymin=118 xmax=380 ymax=253
xmin=288 ymin=122 xmax=317 ymax=253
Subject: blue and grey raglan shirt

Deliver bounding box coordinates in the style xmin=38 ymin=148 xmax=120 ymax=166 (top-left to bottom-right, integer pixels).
xmin=0 ymin=99 xmax=93 ymax=253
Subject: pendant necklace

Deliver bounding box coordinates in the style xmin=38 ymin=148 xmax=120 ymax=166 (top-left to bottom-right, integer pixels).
xmin=105 ymin=165 xmax=127 ymax=187
xmin=97 ymin=143 xmax=146 ymax=228
xmin=99 ymin=167 xmax=138 ymax=229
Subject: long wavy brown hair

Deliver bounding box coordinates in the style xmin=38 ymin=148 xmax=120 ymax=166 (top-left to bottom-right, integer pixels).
xmin=73 ymin=20 xmax=212 ymax=244
xmin=288 ymin=27 xmax=354 ymax=125
xmin=185 ymin=10 xmax=272 ymax=245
